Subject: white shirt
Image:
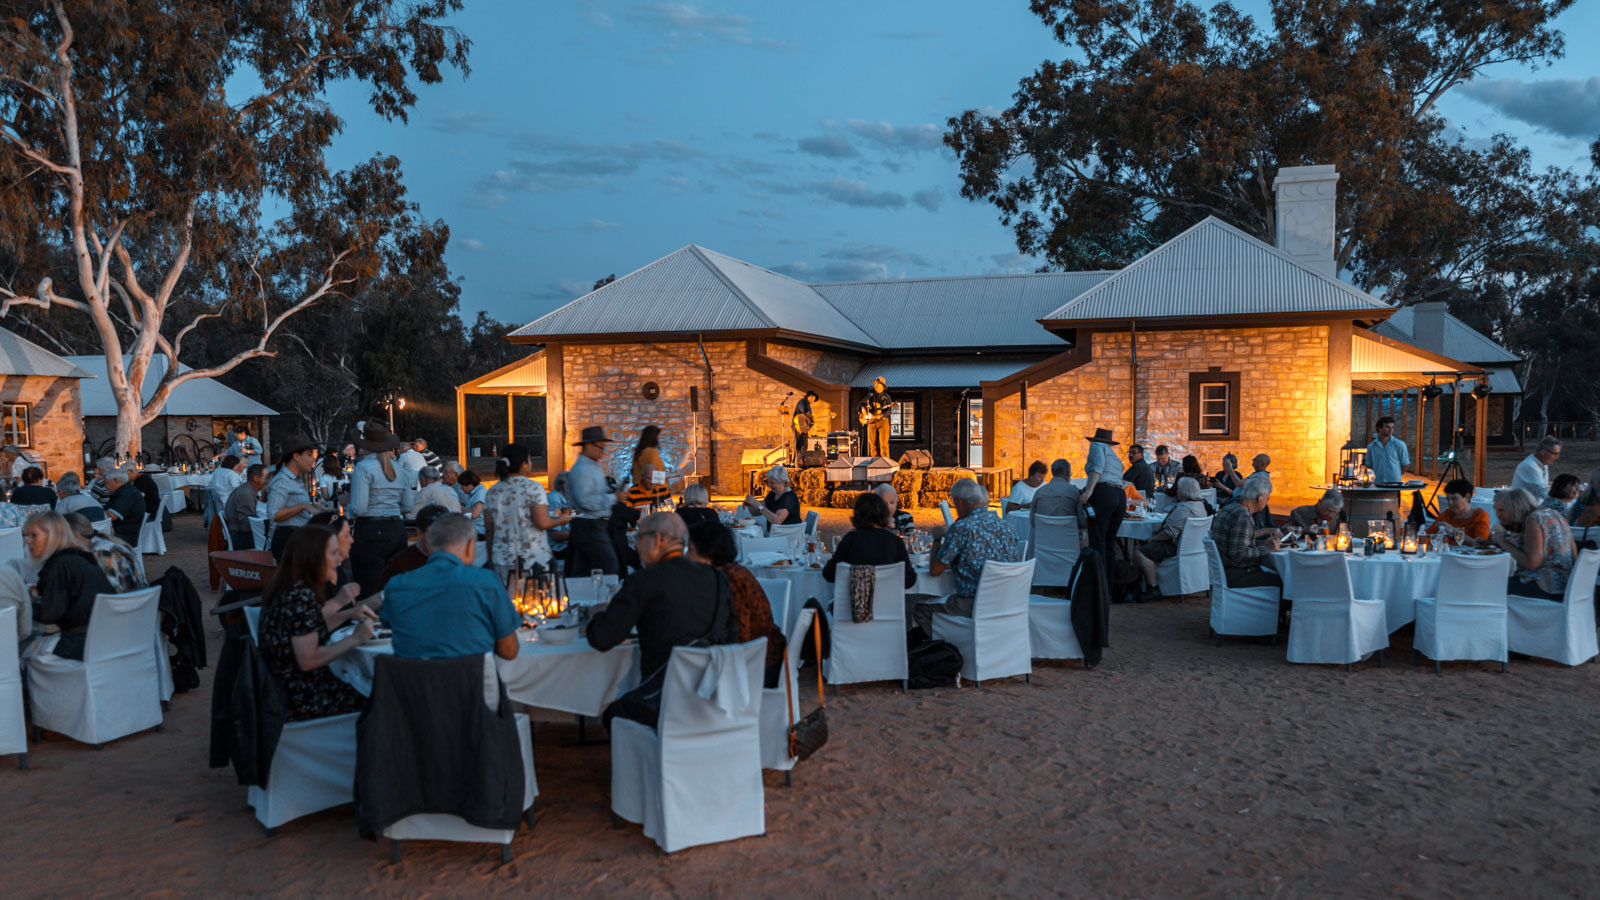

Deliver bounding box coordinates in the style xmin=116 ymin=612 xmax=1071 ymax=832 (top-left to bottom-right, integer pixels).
xmin=1510 ymin=453 xmax=1549 ymax=500
xmin=1365 ymin=436 xmax=1410 ymax=484
xmin=396 ymin=448 xmax=426 ymax=486
xmin=209 ymin=466 xmax=243 ymax=499
xmin=1006 ymin=480 xmax=1039 ymax=509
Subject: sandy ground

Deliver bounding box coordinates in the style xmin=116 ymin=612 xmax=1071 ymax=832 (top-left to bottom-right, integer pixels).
xmin=6 ymin=509 xmax=1600 ymax=897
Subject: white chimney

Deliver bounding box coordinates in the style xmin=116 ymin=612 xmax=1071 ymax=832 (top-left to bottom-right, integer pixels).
xmin=1410 ymin=301 xmax=1449 ymax=355
xmin=1272 ymin=165 xmax=1340 ymax=279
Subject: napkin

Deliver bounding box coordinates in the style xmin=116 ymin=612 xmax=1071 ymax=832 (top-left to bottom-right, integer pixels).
xmin=696 ymin=644 xmax=752 ymax=718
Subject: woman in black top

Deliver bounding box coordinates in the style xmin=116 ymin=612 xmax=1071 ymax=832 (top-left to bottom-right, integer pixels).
xmin=9 ymin=466 xmax=55 ymax=506
xmin=823 ymin=492 xmax=916 ymax=588
xmin=743 ymin=465 xmax=801 ymax=532
xmin=257 ymin=525 xmax=372 ymax=721
xmin=675 ymin=482 xmax=720 ymax=529
xmin=23 ymin=511 xmax=113 ymax=661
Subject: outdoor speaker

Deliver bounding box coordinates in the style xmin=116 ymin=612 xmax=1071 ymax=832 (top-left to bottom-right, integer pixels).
xmin=1020 ymin=381 xmax=1027 ymax=411
xmin=689 ymin=385 xmax=699 ymax=411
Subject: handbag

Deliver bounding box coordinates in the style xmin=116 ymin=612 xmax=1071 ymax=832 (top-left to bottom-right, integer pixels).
xmin=784 ymin=619 xmax=829 ymax=761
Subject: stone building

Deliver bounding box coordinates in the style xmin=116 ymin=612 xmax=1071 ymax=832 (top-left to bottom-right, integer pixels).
xmin=488 ymin=166 xmax=1493 ymax=505
xmin=0 ymin=327 xmax=94 ymax=479
xmin=71 ymin=354 xmax=276 ymax=462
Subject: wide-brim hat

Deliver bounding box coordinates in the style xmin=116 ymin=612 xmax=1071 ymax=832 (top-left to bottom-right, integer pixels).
xmin=354 ymin=422 xmax=403 ymax=452
xmin=279 ymin=433 xmax=320 ymax=456
xmin=1085 ymin=427 xmax=1119 ymax=445
xmin=872 ymin=376 xmax=886 ymax=387
xmin=572 ymin=425 xmax=615 ymax=446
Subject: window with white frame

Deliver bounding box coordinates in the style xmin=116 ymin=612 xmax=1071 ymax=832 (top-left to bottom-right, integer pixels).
xmin=1188 ymin=369 xmax=1240 ymax=441
xmin=2 ymin=402 xmax=30 ymax=448
xmin=889 ymin=399 xmax=917 ymax=438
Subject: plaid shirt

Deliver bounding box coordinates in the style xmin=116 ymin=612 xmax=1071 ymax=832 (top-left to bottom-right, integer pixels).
xmin=1210 ymin=501 xmax=1266 ymax=568
xmin=1152 ymin=460 xmax=1182 ymax=485
xmin=937 ymin=508 xmax=1024 ymax=598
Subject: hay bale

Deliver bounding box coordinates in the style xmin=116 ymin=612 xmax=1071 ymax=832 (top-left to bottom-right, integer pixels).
xmin=891 ymin=468 xmax=923 ymax=509
xmin=918 ymin=490 xmax=949 ymax=510
xmin=795 ymin=466 xmax=828 ymax=507
xmin=922 ymin=468 xmax=976 ymax=494
xmin=830 ymin=490 xmax=866 ymax=510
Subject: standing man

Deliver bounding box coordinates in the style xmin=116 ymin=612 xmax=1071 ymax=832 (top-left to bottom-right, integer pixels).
xmin=792 ymin=390 xmax=817 ymax=457
xmin=396 ymin=440 xmax=427 ymax=487
xmin=413 ymin=437 xmax=443 ymax=473
xmin=224 ymin=427 xmax=264 ymax=467
xmin=1124 ymin=444 xmax=1155 ymax=497
xmin=860 ymin=376 xmax=893 ymax=458
xmin=1365 ymin=416 xmax=1411 ymax=484
xmin=566 ymin=426 xmax=626 ymax=577
xmin=1510 ymin=435 xmax=1560 ymax=501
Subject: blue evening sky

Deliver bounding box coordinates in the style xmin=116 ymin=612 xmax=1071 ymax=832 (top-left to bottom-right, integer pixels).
xmin=324 ymin=1 xmax=1600 ymax=326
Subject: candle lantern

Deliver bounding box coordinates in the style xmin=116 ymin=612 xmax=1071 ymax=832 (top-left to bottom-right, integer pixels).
xmin=1334 ymin=522 xmax=1351 ymax=552
xmin=1401 ymin=522 xmax=1418 ymax=555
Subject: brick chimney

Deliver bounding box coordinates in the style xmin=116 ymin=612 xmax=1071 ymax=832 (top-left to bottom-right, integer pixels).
xmin=1409 ymin=301 xmax=1449 ymax=355
xmin=1272 ymin=165 xmax=1340 ymax=279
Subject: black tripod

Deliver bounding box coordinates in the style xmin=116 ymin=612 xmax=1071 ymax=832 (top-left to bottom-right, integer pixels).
xmin=1426 ymin=429 xmax=1469 ymax=516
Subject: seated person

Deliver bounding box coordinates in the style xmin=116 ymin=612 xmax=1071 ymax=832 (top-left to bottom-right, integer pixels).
xmin=873 ymin=482 xmax=915 ymax=534
xmin=675 ymin=482 xmax=720 ymax=529
xmin=686 ymin=520 xmax=785 ymax=687
xmin=133 ymin=468 xmax=163 ymax=518
xmin=9 ymin=466 xmax=56 ymax=507
xmin=1132 ymin=477 xmax=1213 ymax=601
xmin=1423 ymin=478 xmax=1491 ymax=545
xmin=63 ymin=513 xmax=146 ymax=592
xmin=53 ymin=472 xmax=105 ymax=521
xmin=1151 ymin=445 xmax=1182 ymax=488
xmin=1571 ymin=466 xmax=1600 ymax=529
xmin=1208 ymin=475 xmax=1282 ymax=590
xmin=824 ymin=492 xmax=917 ymax=589
xmin=586 ymin=512 xmax=735 ymax=682
xmin=1177 ymin=454 xmax=1210 ymax=490
xmin=382 ymin=504 xmax=451 ymax=582
xmin=1288 ymin=489 xmax=1346 ymax=531
xmin=1212 ymin=453 xmax=1245 ymax=501
xmin=742 ymin=465 xmax=800 ymax=532
xmin=23 ymin=511 xmax=112 ymax=661
xmin=379 ymin=513 xmax=520 ymax=660
xmin=415 ymin=467 xmax=462 ymax=514
xmin=306 ymin=511 xmax=356 ymax=598
xmin=1491 ymin=488 xmax=1576 ymax=601
xmin=1542 ymin=474 xmax=1580 ymax=516
xmin=224 ymin=463 xmax=268 ymax=551
xmin=103 ymin=464 xmax=146 ymax=546
xmin=256 ymin=525 xmax=373 ymax=721
xmin=915 ymin=478 xmax=1024 ymax=633
xmin=1004 ymin=461 xmax=1048 ymax=514
xmin=456 ymin=469 xmax=489 ymax=536
xmin=1124 ymin=444 xmax=1155 ymax=497
xmin=1031 ymin=459 xmax=1087 ymax=532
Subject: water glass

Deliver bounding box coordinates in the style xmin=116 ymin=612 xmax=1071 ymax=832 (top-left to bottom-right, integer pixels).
xmin=590 ymin=568 xmax=603 ymax=601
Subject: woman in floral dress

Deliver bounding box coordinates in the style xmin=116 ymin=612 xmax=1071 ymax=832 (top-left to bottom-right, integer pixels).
xmin=257 ymin=524 xmax=374 ymax=721
xmin=484 ymin=443 xmax=572 ymax=581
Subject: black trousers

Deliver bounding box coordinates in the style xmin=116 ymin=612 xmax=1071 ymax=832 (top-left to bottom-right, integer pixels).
xmin=269 ymin=525 xmax=297 ymax=562
xmin=565 ymin=517 xmax=620 ymax=577
xmin=1508 ymin=574 xmax=1564 ymax=601
xmin=229 ymin=529 xmax=255 ymax=552
xmin=350 ymin=517 xmax=406 ymax=599
xmin=1085 ymin=482 xmax=1127 ymax=555
xmin=1225 ymin=565 xmax=1284 ymax=590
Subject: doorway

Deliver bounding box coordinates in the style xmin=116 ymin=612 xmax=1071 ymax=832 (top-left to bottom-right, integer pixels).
xmin=965 ymin=397 xmax=983 ymax=468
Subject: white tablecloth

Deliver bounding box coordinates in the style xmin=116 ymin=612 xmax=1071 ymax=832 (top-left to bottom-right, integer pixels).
xmin=1267 ymin=550 xmax=1463 ymax=631
xmin=1009 ymin=510 xmax=1151 ymax=545
xmin=333 ymin=632 xmax=641 ymax=718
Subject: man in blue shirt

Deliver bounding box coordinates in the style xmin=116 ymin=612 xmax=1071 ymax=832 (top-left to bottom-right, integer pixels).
xmin=225 ymin=427 xmax=264 ymax=467
xmin=379 ymin=513 xmax=520 ymax=660
xmin=1365 ymin=416 xmax=1411 ymax=484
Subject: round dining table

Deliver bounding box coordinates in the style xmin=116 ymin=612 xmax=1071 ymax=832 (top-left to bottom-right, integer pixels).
xmin=1006 ymin=509 xmax=1157 ymax=546
xmin=1262 ymin=548 xmax=1497 ymax=632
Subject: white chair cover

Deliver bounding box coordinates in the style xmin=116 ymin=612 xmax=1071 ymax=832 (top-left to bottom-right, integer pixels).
xmin=769 ymin=523 xmax=806 ymax=552
xmin=755 ymin=578 xmax=791 ymax=639
xmin=0 ymin=527 xmax=23 ymax=567
xmin=738 ymin=536 xmax=789 ymax=564
xmin=28 ymin=586 xmax=164 ymax=745
xmin=1414 ymin=554 xmax=1511 ymax=668
xmin=824 ymin=563 xmax=908 ymax=689
xmin=760 ymin=608 xmax=815 ymax=772
xmin=249 ymin=516 xmax=268 ymax=551
xmin=1283 ymin=553 xmax=1388 ymax=666
xmin=1027 ymin=591 xmax=1083 ymax=662
xmin=803 ymin=510 xmax=819 ymax=538
xmin=248 ymin=712 xmax=360 ymax=830
xmin=1029 ymin=515 xmax=1079 ymax=588
xmin=610 ymin=640 xmax=766 ymax=854
xmin=137 ymin=511 xmax=166 ymax=556
xmin=150 ymin=473 xmax=184 ymax=517
xmin=1156 ymin=515 xmax=1213 ymax=598
xmin=1506 ymin=549 xmax=1600 ymax=666
xmin=939 ymin=501 xmax=953 ymax=528
xmin=1204 ymin=538 xmax=1280 ymax=640
xmin=91 ymin=519 xmax=114 ymax=537
xmin=0 ymin=607 xmax=25 ymax=761
xmin=931 ymin=559 xmax=1036 ymax=684
xmin=564 ymin=573 xmax=621 ymax=605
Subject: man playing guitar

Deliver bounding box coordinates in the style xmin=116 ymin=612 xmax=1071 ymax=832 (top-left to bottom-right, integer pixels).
xmin=859 ymin=376 xmax=892 ymax=457
xmin=791 ymin=390 xmax=817 ymax=455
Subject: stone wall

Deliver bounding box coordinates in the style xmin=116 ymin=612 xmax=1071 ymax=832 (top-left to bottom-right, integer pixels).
xmin=1 ymin=375 xmax=84 ymax=480
xmin=992 ymin=326 xmax=1334 ymax=506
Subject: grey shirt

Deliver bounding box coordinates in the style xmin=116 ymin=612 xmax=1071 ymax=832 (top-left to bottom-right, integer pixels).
xmin=347 ymin=454 xmax=415 ymax=519
xmin=224 ymin=481 xmax=261 ymax=533
xmin=1031 ymin=477 xmax=1087 ymax=530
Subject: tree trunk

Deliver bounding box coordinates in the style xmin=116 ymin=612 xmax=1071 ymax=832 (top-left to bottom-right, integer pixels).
xmin=115 ymin=391 xmax=143 ymax=458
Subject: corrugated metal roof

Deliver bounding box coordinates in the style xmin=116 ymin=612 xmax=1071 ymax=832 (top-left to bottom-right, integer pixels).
xmin=462 ymin=352 xmax=547 ymax=394
xmin=0 ymin=327 xmax=94 ymax=378
xmin=67 ymin=355 xmax=277 ymax=417
xmin=694 ymin=247 xmax=877 ymax=346
xmin=1374 ymin=306 xmax=1520 ymax=365
xmin=850 ymin=355 xmax=1049 ymax=388
xmin=1351 ymin=332 xmax=1457 ymax=376
xmin=1042 ymin=216 xmax=1392 ymax=322
xmin=814 ymin=272 xmax=1113 ymax=349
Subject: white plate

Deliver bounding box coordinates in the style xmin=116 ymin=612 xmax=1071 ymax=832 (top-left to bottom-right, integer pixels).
xmin=747 ymin=550 xmax=789 ymax=566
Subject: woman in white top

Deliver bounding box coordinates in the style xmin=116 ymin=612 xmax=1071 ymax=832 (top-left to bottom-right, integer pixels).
xmin=1081 ymin=427 xmax=1127 ymax=554
xmin=207 ymin=455 xmax=245 ymax=527
xmin=345 ymin=423 xmax=415 ymax=598
xmin=484 ymin=443 xmax=571 ymax=581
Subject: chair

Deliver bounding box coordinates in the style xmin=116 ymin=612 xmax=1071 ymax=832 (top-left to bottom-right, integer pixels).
xmin=939 ymin=501 xmax=953 ymax=528
xmin=739 ymin=536 xmax=789 ymax=563
xmin=1005 ymin=511 xmax=1032 ymax=548
xmin=610 ymin=641 xmax=767 ymax=854
xmin=803 ymin=510 xmax=819 ymax=538
xmin=91 ymin=519 xmax=114 ymax=537
xmin=824 ymin=563 xmax=908 ymax=692
xmin=1203 ymin=538 xmax=1280 ymax=644
xmin=0 ymin=527 xmax=23 ymax=566
xmin=932 ymin=559 xmax=1036 ymax=686
xmin=0 ymin=607 xmax=26 ymax=767
xmin=1029 ymin=515 xmax=1079 ymax=589
xmin=28 ymin=586 xmax=164 ymax=747
xmin=755 ymin=577 xmax=791 ymax=638
xmin=1283 ymin=552 xmax=1388 ymax=670
xmin=1155 ymin=515 xmax=1214 ymax=600
xmin=137 ymin=511 xmax=167 ymax=556
xmin=377 ymin=654 xmax=538 ymax=863
xmin=1027 ymin=589 xmax=1084 ymax=663
xmin=249 ymin=516 xmax=268 ymax=551
xmin=1506 ymin=549 xmax=1600 ymax=666
xmin=760 ymin=608 xmax=815 ymax=782
xmin=769 ymin=522 xmax=806 ymax=552
xmin=1414 ymin=554 xmax=1511 ymax=673
xmin=150 ymin=473 xmax=183 ymax=517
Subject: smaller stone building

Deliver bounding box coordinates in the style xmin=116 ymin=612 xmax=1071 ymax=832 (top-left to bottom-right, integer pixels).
xmin=0 ymin=327 xmax=93 ymax=479
xmin=70 ymin=354 xmax=276 ymax=462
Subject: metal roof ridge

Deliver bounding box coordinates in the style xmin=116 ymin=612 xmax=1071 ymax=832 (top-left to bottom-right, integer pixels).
xmin=692 ymin=245 xmax=884 ymax=347
xmin=809 ymin=269 xmax=1121 ymax=287
xmin=683 ymin=244 xmax=780 ymax=331
xmin=510 ymin=244 xmax=706 ymax=336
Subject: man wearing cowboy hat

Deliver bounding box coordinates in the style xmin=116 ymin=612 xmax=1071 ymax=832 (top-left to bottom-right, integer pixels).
xmin=860 ymin=376 xmax=893 ymax=458
xmin=1081 ymin=427 xmax=1128 ymax=555
xmin=565 ymin=425 xmax=627 ymax=576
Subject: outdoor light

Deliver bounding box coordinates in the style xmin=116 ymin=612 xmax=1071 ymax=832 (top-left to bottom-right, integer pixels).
xmin=1472 ymin=382 xmax=1492 ymax=400
xmin=1422 ymin=379 xmax=1443 ymax=400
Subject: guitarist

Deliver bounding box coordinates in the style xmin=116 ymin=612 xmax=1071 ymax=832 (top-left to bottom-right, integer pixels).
xmin=859 ymin=376 xmax=893 ymax=457
xmin=792 ymin=390 xmax=817 ymax=456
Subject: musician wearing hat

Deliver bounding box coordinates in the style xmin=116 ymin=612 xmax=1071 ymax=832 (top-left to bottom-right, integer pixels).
xmin=860 ymin=376 xmax=893 ymax=457
xmin=565 ymin=425 xmax=627 ymax=576
xmin=265 ymin=433 xmax=330 ymax=560
xmin=346 ymin=422 xmax=416 ymax=598
xmin=792 ymin=390 xmax=818 ymax=456
xmin=1082 ymin=427 xmax=1128 ymax=555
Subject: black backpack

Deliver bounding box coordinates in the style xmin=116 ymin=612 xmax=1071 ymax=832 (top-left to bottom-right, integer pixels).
xmin=907 ymin=640 xmax=962 ymax=689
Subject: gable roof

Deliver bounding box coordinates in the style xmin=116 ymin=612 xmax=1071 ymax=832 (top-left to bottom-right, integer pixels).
xmin=1040 ymin=216 xmax=1393 ymax=325
xmin=0 ymin=327 xmax=94 ymax=379
xmin=509 ymin=245 xmax=876 ymax=349
xmin=67 ymin=355 xmax=276 ymax=417
xmin=1373 ymin=305 xmax=1519 ymax=366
